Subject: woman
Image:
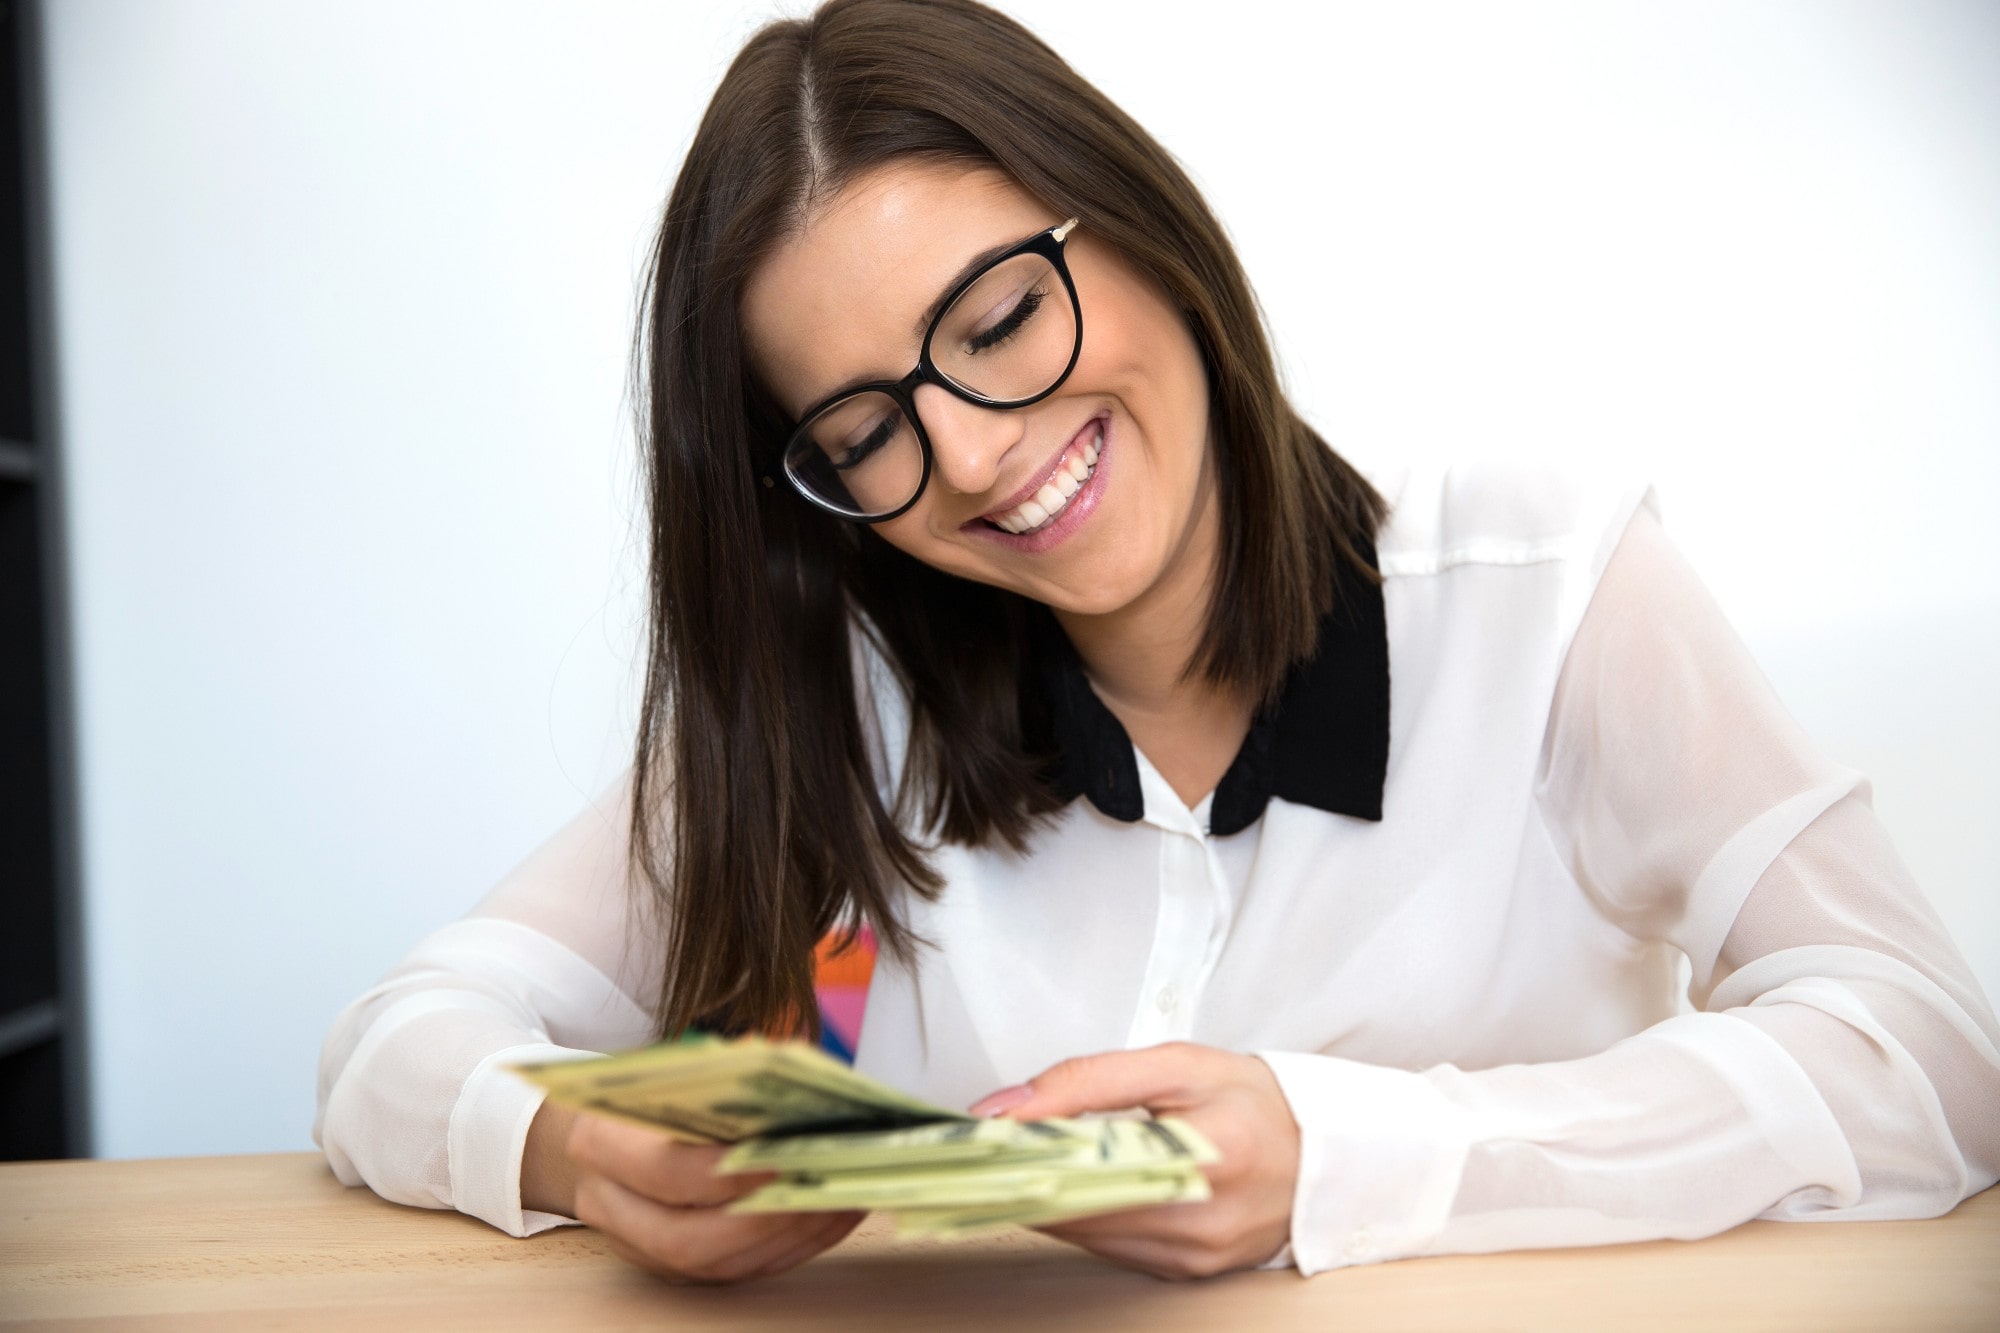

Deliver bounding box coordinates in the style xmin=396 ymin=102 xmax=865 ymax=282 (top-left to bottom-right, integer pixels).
xmin=314 ymin=0 xmax=2000 ymax=1284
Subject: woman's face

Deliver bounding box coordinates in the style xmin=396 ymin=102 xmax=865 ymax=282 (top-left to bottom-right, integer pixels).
xmin=741 ymin=161 xmax=1218 ymax=623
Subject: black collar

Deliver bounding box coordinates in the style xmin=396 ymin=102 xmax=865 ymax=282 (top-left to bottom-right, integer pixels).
xmin=1029 ymin=539 xmax=1389 ymax=836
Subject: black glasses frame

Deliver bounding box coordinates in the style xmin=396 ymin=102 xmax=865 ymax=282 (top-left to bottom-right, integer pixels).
xmin=778 ymin=218 xmax=1083 ymax=524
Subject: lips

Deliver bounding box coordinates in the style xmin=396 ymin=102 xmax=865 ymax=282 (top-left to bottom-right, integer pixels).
xmin=977 ymin=414 xmax=1108 ymax=535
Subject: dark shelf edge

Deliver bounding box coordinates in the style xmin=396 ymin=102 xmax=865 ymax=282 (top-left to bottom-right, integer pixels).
xmin=0 ymin=999 xmax=61 ymax=1059
xmin=18 ymin=0 xmax=92 ymax=1155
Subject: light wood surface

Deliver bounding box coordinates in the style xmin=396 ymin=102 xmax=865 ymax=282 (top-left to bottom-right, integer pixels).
xmin=1 ymin=1153 xmax=1995 ymax=1331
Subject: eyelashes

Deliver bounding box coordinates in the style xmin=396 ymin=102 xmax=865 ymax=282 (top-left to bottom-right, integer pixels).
xmin=966 ymin=286 xmax=1046 ymax=354
xmin=833 ymin=409 xmax=904 ymax=470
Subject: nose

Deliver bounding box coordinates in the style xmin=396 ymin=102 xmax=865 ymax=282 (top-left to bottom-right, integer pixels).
xmin=913 ymin=382 xmax=1026 ymax=500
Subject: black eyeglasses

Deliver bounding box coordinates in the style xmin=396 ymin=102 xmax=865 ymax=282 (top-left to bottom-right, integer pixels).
xmin=778 ymin=218 xmax=1083 ymax=522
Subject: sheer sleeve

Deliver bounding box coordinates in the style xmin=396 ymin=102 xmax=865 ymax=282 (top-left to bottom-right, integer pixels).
xmin=312 ymin=773 xmax=659 ymax=1236
xmin=1261 ymin=506 xmax=2000 ymax=1272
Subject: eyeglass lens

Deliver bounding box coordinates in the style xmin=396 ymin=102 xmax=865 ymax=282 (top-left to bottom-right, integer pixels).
xmin=784 ymin=247 xmax=1077 ymax=519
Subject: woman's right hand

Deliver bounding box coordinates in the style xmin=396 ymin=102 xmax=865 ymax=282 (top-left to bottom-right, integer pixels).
xmin=557 ymin=1108 xmax=865 ymax=1284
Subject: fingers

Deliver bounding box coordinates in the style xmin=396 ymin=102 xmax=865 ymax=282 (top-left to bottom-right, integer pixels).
xmin=575 ymin=1171 xmax=857 ymax=1284
xmin=742 ymin=1211 xmax=867 ymax=1281
xmin=567 ymin=1114 xmax=766 ymax=1207
xmin=1035 ymin=1201 xmax=1187 ymax=1244
xmin=1037 ymin=1201 xmax=1265 ymax=1281
xmin=697 ymin=1210 xmax=860 ymax=1284
xmin=1046 ymin=1229 xmax=1237 ymax=1281
xmin=598 ymin=1216 xmax=838 ymax=1286
xmin=566 ymin=1114 xmax=866 ymax=1284
xmin=981 ymin=1042 xmax=1218 ymax=1121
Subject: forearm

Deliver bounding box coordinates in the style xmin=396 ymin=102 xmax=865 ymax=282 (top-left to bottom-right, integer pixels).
xmin=1265 ymin=800 xmax=2000 ymax=1272
xmin=1265 ymin=997 xmax=1993 ymax=1275
xmin=521 ymin=1100 xmax=582 ymax=1219
xmin=313 ymin=918 xmax=652 ymax=1235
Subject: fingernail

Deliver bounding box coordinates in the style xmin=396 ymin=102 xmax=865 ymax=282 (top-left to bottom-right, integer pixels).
xmin=968 ymin=1084 xmax=1036 ymax=1118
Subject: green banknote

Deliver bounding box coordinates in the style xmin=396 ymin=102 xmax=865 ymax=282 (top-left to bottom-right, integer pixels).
xmin=718 ymin=1115 xmax=1094 ymax=1174
xmin=509 ymin=1038 xmax=1221 ymax=1235
xmin=726 ymin=1114 xmax=1219 ymax=1231
xmin=891 ymin=1170 xmax=1213 ymax=1238
xmin=879 ymin=1118 xmax=1220 ymax=1236
xmin=730 ymin=1164 xmax=1068 ymax=1211
xmin=511 ymin=1036 xmax=960 ymax=1142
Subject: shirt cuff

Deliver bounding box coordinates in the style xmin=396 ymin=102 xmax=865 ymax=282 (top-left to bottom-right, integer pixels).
xmin=1255 ymin=1050 xmax=1475 ymax=1275
xmin=448 ymin=1041 xmax=597 ymax=1237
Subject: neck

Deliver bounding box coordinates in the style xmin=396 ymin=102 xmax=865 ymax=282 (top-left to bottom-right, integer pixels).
xmin=1055 ymin=559 xmax=1220 ymax=719
xmin=1052 ymin=466 xmax=1254 ymax=806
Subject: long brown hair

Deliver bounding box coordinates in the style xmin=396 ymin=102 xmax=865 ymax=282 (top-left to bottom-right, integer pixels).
xmin=630 ymin=0 xmax=1386 ymax=1039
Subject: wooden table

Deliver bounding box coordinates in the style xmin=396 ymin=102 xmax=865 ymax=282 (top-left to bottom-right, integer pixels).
xmin=2 ymin=1154 xmax=1995 ymax=1331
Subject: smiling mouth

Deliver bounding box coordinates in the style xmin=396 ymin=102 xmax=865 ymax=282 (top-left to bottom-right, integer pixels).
xmin=981 ymin=420 xmax=1105 ymax=535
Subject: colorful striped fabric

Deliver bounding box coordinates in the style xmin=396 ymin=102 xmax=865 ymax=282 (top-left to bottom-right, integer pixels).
xmin=811 ymin=926 xmax=877 ymax=1064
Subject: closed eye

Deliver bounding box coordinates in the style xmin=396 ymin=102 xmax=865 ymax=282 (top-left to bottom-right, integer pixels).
xmin=965 ymin=287 xmax=1046 ymax=354
xmin=834 ymin=410 xmax=901 ymax=470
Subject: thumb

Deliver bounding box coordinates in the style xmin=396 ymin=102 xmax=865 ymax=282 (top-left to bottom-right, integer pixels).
xmin=972 ymin=1043 xmax=1208 ymax=1121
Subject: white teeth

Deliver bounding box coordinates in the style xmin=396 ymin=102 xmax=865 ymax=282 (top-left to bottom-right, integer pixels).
xmin=986 ymin=422 xmax=1103 ymax=535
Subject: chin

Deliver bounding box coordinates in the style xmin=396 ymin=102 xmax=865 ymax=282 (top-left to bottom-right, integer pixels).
xmin=1030 ymin=551 xmax=1155 ymax=619
xmin=1037 ymin=582 xmax=1135 ymax=618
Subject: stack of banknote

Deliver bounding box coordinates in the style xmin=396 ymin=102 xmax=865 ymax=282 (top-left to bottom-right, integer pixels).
xmin=512 ymin=1036 xmax=1217 ymax=1237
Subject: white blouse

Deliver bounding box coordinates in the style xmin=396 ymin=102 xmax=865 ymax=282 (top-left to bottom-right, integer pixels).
xmin=313 ymin=460 xmax=2000 ymax=1275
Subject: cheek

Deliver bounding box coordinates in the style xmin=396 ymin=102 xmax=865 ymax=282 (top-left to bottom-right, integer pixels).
xmin=1075 ymin=290 xmax=1208 ymax=449
xmin=869 ymin=509 xmax=977 ymax=579
xmin=868 ymin=514 xmax=931 ymax=562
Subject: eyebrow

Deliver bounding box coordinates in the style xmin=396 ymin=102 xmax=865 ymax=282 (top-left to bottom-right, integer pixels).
xmin=794 ymin=228 xmax=1039 ymax=415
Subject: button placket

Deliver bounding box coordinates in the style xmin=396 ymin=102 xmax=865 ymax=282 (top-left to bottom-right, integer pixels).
xmin=1126 ymin=828 xmax=1211 ymax=1047
xmin=1181 ymin=828 xmax=1241 ymax=1021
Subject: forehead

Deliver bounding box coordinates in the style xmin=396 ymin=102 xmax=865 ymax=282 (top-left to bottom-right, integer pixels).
xmin=741 ymin=162 xmax=1054 ymax=417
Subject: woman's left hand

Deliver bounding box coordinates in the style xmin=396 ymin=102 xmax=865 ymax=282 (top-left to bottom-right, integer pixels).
xmin=967 ymin=1041 xmax=1300 ymax=1279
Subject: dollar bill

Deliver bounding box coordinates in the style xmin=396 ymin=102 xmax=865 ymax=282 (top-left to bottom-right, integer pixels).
xmin=509 ymin=1038 xmax=1221 ymax=1235
xmin=730 ymin=1164 xmax=1068 ymax=1211
xmin=512 ymin=1036 xmax=961 ymax=1142
xmin=1065 ymin=1116 xmax=1221 ymax=1168
xmin=892 ymin=1171 xmax=1213 ymax=1238
xmin=725 ymin=1115 xmax=1218 ymax=1225
xmin=733 ymin=1163 xmax=1206 ymax=1216
xmin=718 ymin=1115 xmax=1094 ymax=1175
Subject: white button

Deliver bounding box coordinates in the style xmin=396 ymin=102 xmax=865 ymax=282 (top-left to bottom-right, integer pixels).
xmin=1155 ymin=985 xmax=1178 ymax=1012
xmin=1343 ymin=1226 xmax=1382 ymax=1264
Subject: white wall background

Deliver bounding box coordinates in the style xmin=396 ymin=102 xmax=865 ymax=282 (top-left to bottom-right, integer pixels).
xmin=42 ymin=0 xmax=1999 ymax=1158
